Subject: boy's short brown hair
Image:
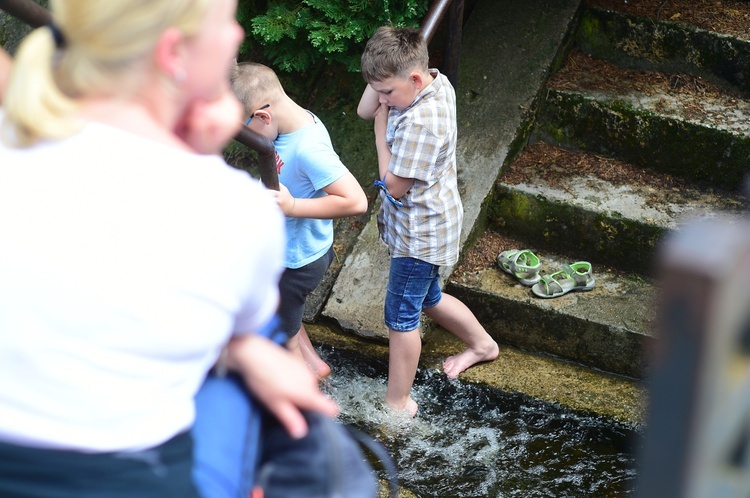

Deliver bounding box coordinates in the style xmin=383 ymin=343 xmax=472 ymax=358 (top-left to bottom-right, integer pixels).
xmin=230 ymin=61 xmax=284 ymax=117
xmin=360 ymin=26 xmax=428 ymax=83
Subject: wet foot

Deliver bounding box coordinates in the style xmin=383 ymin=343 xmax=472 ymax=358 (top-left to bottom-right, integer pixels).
xmin=300 ymin=342 xmax=331 ymax=379
xmin=443 ymin=341 xmax=499 ymax=379
xmin=385 ymin=396 xmax=419 ymax=418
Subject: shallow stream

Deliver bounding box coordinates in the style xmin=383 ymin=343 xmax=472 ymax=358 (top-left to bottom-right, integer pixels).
xmin=319 ymin=345 xmax=642 ymax=497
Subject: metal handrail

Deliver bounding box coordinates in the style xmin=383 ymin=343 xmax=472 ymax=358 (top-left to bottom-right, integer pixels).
xmin=235 ymin=126 xmax=279 ymax=190
xmin=0 ymin=0 xmax=49 ymax=27
xmin=420 ymin=0 xmax=463 ymax=88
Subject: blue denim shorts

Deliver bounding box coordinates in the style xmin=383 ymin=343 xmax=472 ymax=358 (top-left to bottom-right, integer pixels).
xmin=384 ymin=257 xmax=442 ymax=332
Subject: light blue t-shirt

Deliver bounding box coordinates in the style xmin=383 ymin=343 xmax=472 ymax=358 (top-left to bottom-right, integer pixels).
xmin=275 ymin=113 xmax=348 ymax=269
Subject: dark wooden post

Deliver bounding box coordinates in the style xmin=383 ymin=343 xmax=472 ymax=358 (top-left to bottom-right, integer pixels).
xmin=638 ymin=217 xmax=750 ymax=497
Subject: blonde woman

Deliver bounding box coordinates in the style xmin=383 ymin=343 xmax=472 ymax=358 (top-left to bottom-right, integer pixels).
xmin=0 ymin=1 xmax=336 ymax=496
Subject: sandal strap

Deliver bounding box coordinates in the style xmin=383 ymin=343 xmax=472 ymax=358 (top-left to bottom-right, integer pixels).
xmin=509 ymin=250 xmax=540 ymax=276
xmin=562 ymin=264 xmax=590 ymax=286
xmin=538 ymin=274 xmax=563 ymax=296
xmin=509 ymin=259 xmax=535 ymax=275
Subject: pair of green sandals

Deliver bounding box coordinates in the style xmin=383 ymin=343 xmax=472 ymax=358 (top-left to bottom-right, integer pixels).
xmin=497 ymin=249 xmax=596 ymax=298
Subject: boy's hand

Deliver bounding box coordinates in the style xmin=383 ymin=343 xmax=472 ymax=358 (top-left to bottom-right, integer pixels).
xmin=176 ymin=83 xmax=243 ymax=155
xmin=227 ymin=334 xmax=339 ymax=439
xmin=272 ymin=183 xmax=296 ymax=216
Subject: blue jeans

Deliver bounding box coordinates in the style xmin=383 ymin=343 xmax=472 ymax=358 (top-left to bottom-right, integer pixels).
xmin=384 ymin=257 xmax=442 ymax=332
xmin=192 ymin=374 xmax=260 ymax=498
xmin=192 ymin=316 xmax=286 ymax=498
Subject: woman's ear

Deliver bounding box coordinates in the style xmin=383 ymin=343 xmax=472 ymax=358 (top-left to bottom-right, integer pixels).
xmin=154 ymin=27 xmax=186 ymax=81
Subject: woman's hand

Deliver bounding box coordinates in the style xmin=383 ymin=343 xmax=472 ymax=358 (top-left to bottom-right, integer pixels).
xmin=177 ymin=83 xmax=242 ymax=155
xmin=226 ymin=334 xmax=339 ymax=439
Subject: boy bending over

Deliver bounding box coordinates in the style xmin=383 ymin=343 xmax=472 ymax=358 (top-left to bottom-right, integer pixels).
xmin=358 ymin=27 xmax=499 ymax=416
xmin=232 ymin=62 xmax=368 ymax=378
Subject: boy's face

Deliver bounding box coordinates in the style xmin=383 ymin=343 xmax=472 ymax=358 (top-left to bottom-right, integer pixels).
xmin=369 ymin=73 xmax=422 ymax=112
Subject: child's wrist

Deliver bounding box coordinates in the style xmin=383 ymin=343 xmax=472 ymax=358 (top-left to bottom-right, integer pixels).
xmin=290 ymin=197 xmax=296 ymax=216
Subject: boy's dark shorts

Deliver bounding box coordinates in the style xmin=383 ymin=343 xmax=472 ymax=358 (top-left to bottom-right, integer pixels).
xmin=277 ymin=246 xmax=334 ymax=339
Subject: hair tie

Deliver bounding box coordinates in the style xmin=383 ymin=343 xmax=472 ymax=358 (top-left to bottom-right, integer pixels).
xmin=47 ymin=22 xmax=66 ymax=49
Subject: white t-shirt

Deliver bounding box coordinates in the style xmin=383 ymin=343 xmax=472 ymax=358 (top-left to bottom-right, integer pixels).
xmin=0 ymin=119 xmax=285 ymax=452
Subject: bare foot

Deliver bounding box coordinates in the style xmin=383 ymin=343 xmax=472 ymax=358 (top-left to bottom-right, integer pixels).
xmin=298 ymin=326 xmax=332 ymax=379
xmin=302 ymin=347 xmax=331 ymax=379
xmin=385 ymin=396 xmax=419 ymax=418
xmin=443 ymin=341 xmax=499 ymax=379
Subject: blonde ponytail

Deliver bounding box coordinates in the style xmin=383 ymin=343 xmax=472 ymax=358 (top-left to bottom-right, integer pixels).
xmin=3 ymin=26 xmax=79 ymax=147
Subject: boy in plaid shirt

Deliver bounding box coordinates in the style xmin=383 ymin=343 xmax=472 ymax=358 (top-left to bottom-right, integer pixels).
xmin=358 ymin=26 xmax=498 ymax=417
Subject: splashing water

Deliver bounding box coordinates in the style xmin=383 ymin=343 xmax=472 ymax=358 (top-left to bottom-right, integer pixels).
xmin=319 ymin=345 xmax=642 ymax=497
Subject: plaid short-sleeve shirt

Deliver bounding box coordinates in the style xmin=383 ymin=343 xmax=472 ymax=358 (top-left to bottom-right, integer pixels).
xmin=376 ymin=70 xmax=463 ymax=267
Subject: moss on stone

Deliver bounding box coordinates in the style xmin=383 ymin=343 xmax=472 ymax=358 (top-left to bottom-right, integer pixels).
xmin=575 ymin=8 xmax=750 ymax=96
xmin=490 ymin=185 xmax=665 ymax=276
xmin=535 ymin=90 xmax=750 ymax=191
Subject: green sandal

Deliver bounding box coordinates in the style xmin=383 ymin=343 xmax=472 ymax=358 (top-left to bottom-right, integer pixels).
xmin=497 ymin=249 xmax=542 ymax=286
xmin=531 ymin=262 xmax=596 ymax=298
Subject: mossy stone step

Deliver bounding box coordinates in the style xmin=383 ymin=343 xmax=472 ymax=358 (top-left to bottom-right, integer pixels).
xmin=534 ymin=68 xmax=750 ymax=191
xmin=490 ymin=142 xmax=745 ymax=275
xmin=576 ymin=7 xmax=750 ymax=96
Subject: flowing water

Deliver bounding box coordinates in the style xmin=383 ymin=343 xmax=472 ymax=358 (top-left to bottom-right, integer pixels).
xmin=319 ymin=345 xmax=643 ymax=497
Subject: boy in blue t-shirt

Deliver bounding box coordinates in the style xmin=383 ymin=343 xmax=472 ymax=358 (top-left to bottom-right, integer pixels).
xmin=231 ymin=62 xmax=368 ymax=377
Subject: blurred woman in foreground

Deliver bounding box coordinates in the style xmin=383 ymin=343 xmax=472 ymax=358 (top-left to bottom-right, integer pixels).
xmin=0 ymin=0 xmax=336 ymax=496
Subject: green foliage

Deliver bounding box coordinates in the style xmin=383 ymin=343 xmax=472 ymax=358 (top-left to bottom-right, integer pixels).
xmin=239 ymin=0 xmax=428 ymax=73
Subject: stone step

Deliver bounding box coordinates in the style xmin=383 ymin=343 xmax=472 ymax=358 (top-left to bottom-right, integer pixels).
xmin=445 ymin=229 xmax=654 ymax=378
xmin=576 ymin=5 xmax=750 ymax=96
xmin=490 ymin=141 xmax=745 ymax=275
xmin=534 ymin=51 xmax=750 ymax=192
xmin=307 ymin=319 xmax=645 ymax=424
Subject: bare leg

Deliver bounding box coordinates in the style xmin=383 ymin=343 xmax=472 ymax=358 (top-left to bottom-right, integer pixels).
xmin=297 ymin=324 xmax=331 ymax=379
xmin=424 ymin=293 xmax=499 ymax=378
xmin=385 ymin=328 xmax=421 ymax=417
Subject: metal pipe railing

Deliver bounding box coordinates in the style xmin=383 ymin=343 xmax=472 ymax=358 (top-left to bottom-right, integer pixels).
xmin=420 ymin=0 xmax=463 ymax=88
xmin=234 ymin=126 xmax=279 ymax=191
xmin=0 ymin=0 xmax=50 ymax=28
